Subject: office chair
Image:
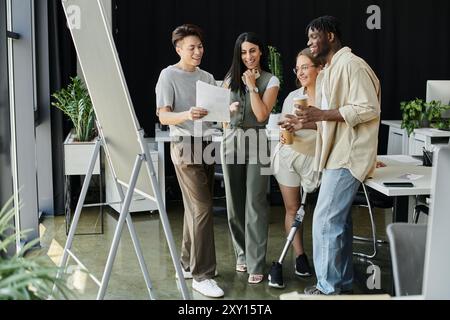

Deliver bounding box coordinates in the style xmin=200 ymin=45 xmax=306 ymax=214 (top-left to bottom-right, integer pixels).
xmin=387 ymin=223 xmax=427 ymax=296
xmin=413 ymin=203 xmax=429 ymax=224
xmin=352 ymin=184 xmax=392 ymax=259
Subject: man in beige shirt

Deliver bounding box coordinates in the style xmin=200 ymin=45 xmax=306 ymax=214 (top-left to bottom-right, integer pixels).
xmin=290 ymin=16 xmax=381 ymax=295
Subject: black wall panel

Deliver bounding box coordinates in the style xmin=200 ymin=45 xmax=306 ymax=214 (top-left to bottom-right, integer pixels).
xmin=112 ymin=0 xmax=450 ymax=153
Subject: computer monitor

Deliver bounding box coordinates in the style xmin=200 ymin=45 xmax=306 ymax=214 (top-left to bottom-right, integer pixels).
xmin=426 ymin=80 xmax=450 ymax=118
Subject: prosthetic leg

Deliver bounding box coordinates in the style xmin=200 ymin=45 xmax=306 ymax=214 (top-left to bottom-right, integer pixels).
xmin=268 ymin=189 xmax=308 ymax=289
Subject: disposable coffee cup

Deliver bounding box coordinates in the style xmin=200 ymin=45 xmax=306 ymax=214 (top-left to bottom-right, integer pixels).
xmin=293 ymin=95 xmax=309 ymax=113
xmin=281 ymin=128 xmax=294 ymax=145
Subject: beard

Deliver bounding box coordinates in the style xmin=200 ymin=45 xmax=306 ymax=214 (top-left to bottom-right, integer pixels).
xmin=315 ymin=44 xmax=331 ymax=60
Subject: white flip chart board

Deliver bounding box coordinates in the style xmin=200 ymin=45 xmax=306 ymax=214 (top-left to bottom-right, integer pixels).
xmin=61 ymin=0 xmax=154 ymax=199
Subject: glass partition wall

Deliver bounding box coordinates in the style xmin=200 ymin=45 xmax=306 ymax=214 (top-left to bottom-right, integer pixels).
xmin=2 ymin=0 xmax=41 ymax=252
xmin=0 ymin=0 xmax=13 ymax=215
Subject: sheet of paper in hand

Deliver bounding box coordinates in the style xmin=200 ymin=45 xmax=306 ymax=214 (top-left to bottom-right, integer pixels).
xmin=196 ymin=80 xmax=231 ymax=122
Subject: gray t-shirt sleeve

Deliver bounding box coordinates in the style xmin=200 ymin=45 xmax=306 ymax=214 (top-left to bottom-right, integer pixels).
xmin=207 ymin=73 xmax=216 ymax=86
xmin=155 ymin=69 xmax=174 ymax=114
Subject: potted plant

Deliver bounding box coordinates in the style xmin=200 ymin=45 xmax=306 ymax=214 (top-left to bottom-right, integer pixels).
xmin=52 ymin=76 xmax=96 ymax=143
xmin=429 ymin=100 xmax=450 ymax=131
xmin=52 ymin=76 xmax=100 ymax=176
xmin=400 ymin=98 xmax=450 ymax=136
xmin=267 ymin=46 xmax=283 ymax=129
xmin=0 ymin=198 xmax=72 ymax=300
xmin=432 ymin=118 xmax=450 ymax=131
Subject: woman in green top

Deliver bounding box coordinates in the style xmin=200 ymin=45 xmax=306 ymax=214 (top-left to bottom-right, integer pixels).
xmin=221 ymin=32 xmax=279 ymax=284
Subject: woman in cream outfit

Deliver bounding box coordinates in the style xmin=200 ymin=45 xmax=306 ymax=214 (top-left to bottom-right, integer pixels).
xmin=271 ymin=48 xmax=323 ymax=281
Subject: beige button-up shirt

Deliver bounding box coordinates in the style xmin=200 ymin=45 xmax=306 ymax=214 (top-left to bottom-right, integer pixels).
xmin=314 ymin=47 xmax=381 ymax=182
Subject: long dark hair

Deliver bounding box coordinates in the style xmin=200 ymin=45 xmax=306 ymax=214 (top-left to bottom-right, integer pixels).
xmin=224 ymin=32 xmax=268 ymax=93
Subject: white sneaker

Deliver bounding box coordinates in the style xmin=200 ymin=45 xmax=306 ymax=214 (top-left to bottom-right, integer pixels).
xmin=176 ymin=269 xmax=219 ymax=279
xmin=192 ymin=279 xmax=224 ymax=298
xmin=175 ymin=268 xmax=193 ymax=280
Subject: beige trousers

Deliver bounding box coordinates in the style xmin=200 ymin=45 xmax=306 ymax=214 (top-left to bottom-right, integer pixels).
xmin=170 ymin=139 xmax=216 ymax=281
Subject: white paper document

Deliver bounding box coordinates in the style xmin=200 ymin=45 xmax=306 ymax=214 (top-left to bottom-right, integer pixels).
xmin=397 ymin=173 xmax=424 ymax=181
xmin=196 ymin=80 xmax=230 ymax=122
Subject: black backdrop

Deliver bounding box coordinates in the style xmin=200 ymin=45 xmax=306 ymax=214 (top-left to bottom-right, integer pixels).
xmin=112 ymin=0 xmax=450 ymax=154
xmin=49 ymin=0 xmax=78 ymax=214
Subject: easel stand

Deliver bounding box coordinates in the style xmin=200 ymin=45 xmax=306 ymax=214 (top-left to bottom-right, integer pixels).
xmin=55 ymin=130 xmax=190 ymax=300
xmin=64 ymin=142 xmax=104 ymax=236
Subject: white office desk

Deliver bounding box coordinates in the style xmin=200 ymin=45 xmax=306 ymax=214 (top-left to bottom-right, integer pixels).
xmin=366 ymin=156 xmax=431 ymax=196
xmin=364 ymin=155 xmax=432 ymax=222
xmin=382 ymin=120 xmax=450 ymax=155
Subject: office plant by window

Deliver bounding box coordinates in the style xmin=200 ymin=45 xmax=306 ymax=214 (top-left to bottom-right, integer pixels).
xmin=400 ymin=98 xmax=450 ymax=136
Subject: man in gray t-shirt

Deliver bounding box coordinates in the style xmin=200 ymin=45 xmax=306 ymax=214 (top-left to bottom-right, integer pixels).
xmin=155 ymin=24 xmax=224 ymax=298
xmin=156 ymin=65 xmax=216 ymax=137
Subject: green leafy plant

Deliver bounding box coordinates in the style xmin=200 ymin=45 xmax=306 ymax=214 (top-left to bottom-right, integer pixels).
xmin=52 ymin=76 xmax=96 ymax=142
xmin=432 ymin=118 xmax=450 ymax=131
xmin=400 ymin=98 xmax=450 ymax=136
xmin=268 ymin=46 xmax=283 ymax=113
xmin=0 ymin=198 xmax=72 ymax=300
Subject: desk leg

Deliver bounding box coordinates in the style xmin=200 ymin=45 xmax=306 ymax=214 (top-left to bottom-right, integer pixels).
xmin=393 ymin=196 xmax=409 ymax=222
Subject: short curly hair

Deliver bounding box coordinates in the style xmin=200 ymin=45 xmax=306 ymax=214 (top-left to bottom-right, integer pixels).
xmin=306 ymin=16 xmax=343 ymax=43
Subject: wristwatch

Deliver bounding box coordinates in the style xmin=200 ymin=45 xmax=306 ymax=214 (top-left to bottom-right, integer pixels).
xmin=249 ymin=86 xmax=259 ymax=94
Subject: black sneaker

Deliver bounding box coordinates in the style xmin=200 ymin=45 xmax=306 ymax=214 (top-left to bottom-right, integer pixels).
xmin=268 ymin=262 xmax=285 ymax=289
xmin=295 ymin=254 xmax=312 ymax=277
xmin=304 ymin=285 xmax=325 ymax=295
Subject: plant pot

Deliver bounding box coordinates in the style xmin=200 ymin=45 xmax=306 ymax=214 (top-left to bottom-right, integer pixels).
xmin=420 ymin=119 xmax=431 ymax=128
xmin=64 ymin=130 xmax=100 ymax=176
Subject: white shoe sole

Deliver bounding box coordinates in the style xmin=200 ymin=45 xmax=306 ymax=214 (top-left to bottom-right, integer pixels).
xmin=268 ymin=275 xmax=285 ymax=289
xmin=192 ymin=286 xmax=224 ymax=298
xmin=192 ymin=280 xmax=224 ymax=298
xmin=295 ymin=270 xmax=312 ymax=277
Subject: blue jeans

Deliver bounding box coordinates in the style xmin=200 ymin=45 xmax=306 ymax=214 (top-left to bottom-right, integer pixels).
xmin=313 ymin=168 xmax=361 ymax=294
